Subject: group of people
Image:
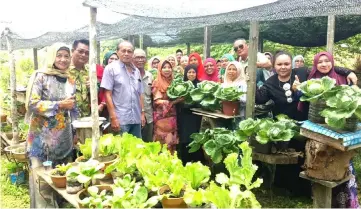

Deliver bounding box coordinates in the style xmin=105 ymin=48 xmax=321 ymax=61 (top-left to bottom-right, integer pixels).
xmin=24 ymin=37 xmax=359 ymax=208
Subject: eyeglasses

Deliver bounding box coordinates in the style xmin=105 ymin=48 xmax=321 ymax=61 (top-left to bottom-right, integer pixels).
xmin=76 ymin=49 xmax=89 ymax=56
xmin=282 ymin=83 xmax=293 ymax=103
xmin=204 ymin=64 xmax=214 ymax=68
xmin=152 ymin=61 xmax=159 ymax=64
xmin=233 ymin=44 xmax=244 ymax=52
xmin=134 ymin=57 xmax=146 ymax=61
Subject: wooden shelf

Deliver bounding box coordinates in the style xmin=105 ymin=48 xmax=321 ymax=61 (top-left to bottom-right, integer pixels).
xmin=252 ymin=152 xmax=300 ymax=164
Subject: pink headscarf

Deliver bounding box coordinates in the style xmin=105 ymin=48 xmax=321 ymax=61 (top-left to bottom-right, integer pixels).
xmin=202 ymin=58 xmax=219 ymax=82
xmin=308 ymin=51 xmax=347 ymax=85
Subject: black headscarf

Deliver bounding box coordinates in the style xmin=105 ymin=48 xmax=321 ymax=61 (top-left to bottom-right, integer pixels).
xmin=184 ymin=64 xmax=199 ymax=87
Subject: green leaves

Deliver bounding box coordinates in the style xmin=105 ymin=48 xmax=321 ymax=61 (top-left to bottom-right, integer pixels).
xmin=183 ymin=162 xmax=211 ymax=190
xmin=78 ymin=138 xmax=92 ymax=159
xmin=320 ymin=85 xmax=361 ymax=129
xmin=299 ymin=77 xmax=336 ymax=102
xmin=215 ymin=86 xmax=245 ymax=101
xmin=188 ymin=128 xmax=244 ymax=164
xmin=166 ymin=78 xmax=194 ymax=101
xmin=190 ymin=81 xmax=221 ymax=110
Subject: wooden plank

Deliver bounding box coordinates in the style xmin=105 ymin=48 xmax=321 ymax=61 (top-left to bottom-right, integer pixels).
xmin=299 ymin=171 xmax=351 ymax=188
xmin=35 ymin=168 xmax=80 ymax=209
xmin=312 ymin=183 xmax=332 ymax=208
xmin=300 ymin=128 xmax=346 ymax=151
xmin=326 ymin=15 xmax=335 ymax=54
xmin=203 ymin=26 xmax=211 ymax=59
xmin=89 ymin=7 xmax=100 ymax=158
xmin=246 ymin=21 xmax=259 ymax=119
xmin=139 ymin=34 xmax=144 ymax=49
xmin=252 ymin=152 xmax=299 ymax=164
xmin=192 ymin=112 xmax=217 ymax=119
xmin=190 ymin=108 xmax=239 ymax=119
xmin=5 ymin=29 xmax=19 ymax=145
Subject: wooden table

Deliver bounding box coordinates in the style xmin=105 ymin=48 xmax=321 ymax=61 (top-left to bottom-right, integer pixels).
xmin=35 ymin=167 xmax=80 ymax=208
xmin=299 ymin=171 xmax=351 ymax=208
xmin=191 ymin=108 xmax=239 ymax=131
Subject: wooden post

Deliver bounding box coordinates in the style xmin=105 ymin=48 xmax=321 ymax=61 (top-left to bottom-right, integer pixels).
xmin=4 ymin=30 xmax=19 ymax=145
xmin=33 ymin=48 xmax=38 ymax=70
xmin=246 ymin=21 xmax=259 ymax=119
xmin=186 ymin=43 xmax=190 ymax=56
xmin=89 ymin=7 xmax=100 ymax=158
xmin=326 ymin=15 xmax=335 ymax=54
xmin=139 ymin=34 xmax=144 ymax=49
xmin=96 ymin=41 xmax=101 ymax=64
xmin=203 ymin=26 xmax=211 ymax=59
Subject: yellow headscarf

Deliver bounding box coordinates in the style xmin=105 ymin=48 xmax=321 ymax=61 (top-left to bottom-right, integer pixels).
xmin=25 ymin=42 xmax=71 ymax=111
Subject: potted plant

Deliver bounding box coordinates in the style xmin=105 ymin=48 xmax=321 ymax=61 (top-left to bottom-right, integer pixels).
xmin=298 ymin=76 xmax=336 ymax=123
xmin=320 ymin=85 xmax=361 ymax=132
xmin=190 ymin=81 xmax=221 ymax=111
xmin=76 ymin=185 xmax=113 ymax=208
xmin=188 ymin=128 xmax=243 ymax=164
xmin=76 ymin=138 xmax=92 ymax=163
xmin=1 ymin=113 xmax=7 ymax=122
xmin=10 ymin=145 xmax=27 ymax=162
xmin=215 ymin=86 xmax=245 ymax=116
xmin=50 ymin=163 xmax=72 ymax=188
xmin=66 ymin=160 xmax=105 ymax=194
xmin=158 ymin=173 xmax=188 ymax=208
xmin=6 ymin=162 xmax=25 ymax=184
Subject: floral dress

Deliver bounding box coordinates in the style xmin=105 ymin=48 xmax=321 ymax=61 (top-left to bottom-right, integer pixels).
xmin=152 ymin=87 xmax=179 ymax=153
xmin=69 ymin=64 xmax=90 ymax=117
xmin=27 ymin=73 xmax=77 ymax=161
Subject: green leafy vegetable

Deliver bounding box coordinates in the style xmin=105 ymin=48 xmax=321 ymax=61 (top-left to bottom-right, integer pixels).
xmin=215 ymin=86 xmax=245 ymax=101
xmin=78 ymin=138 xmax=92 ymax=160
xmin=166 ymin=77 xmax=194 ymax=102
xmin=190 ymin=81 xmax=221 ymax=110
xmin=299 ymin=76 xmax=336 ymax=102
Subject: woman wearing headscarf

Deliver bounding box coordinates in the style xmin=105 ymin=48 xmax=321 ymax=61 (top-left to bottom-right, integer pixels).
xmin=97 ymin=51 xmax=118 ymax=118
xmin=202 ymin=58 xmax=220 ymax=82
xmin=292 ymin=55 xmax=305 ymax=69
xmin=296 ymin=52 xmax=359 ymax=208
xmin=26 ymin=43 xmax=78 ymax=207
xmin=222 ymin=61 xmax=247 ymax=120
xmin=176 ymin=64 xmax=205 ymax=164
xmin=148 ymin=56 xmax=160 ymax=79
xmin=167 ymin=54 xmax=184 ymax=77
xmin=219 ymin=54 xmax=235 ymax=82
xmin=152 ymin=60 xmax=182 ymax=153
xmin=188 ymin=52 xmax=205 ymax=80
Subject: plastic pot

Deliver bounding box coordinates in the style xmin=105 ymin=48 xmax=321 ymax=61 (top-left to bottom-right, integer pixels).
xmin=158 ymin=185 xmax=187 ymax=208
xmin=222 ymin=101 xmax=240 ymax=116
xmin=50 ymin=169 xmax=66 ymax=188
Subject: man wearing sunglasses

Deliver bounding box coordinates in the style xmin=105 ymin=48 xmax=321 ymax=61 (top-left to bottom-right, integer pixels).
xmin=233 ymin=38 xmax=272 ymax=70
xmin=69 ymin=39 xmax=91 ymax=117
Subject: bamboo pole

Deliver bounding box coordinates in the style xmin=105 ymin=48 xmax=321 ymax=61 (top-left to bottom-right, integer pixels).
xmin=139 ymin=34 xmax=144 ymax=49
xmin=4 ymin=29 xmax=19 ymax=144
xmin=326 ymin=15 xmax=335 ymax=54
xmin=203 ymin=26 xmax=211 ymax=59
xmin=246 ymin=21 xmax=259 ymax=119
xmin=186 ymin=43 xmax=190 ymax=56
xmin=33 ymin=48 xmax=38 ymax=70
xmin=89 ymin=7 xmax=100 ymax=158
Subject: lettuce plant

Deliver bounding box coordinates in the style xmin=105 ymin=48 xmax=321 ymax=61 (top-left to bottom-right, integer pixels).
xmin=299 ymin=76 xmax=336 ymax=102
xmin=66 ymin=160 xmax=105 ymax=188
xmin=190 ymin=81 xmax=220 ymax=110
xmin=98 ymin=134 xmax=117 ymax=157
xmin=215 ymin=86 xmax=245 ymax=101
xmin=320 ymin=85 xmax=361 ymax=129
xmin=78 ymin=186 xmax=112 ymax=208
xmin=166 ymin=77 xmax=194 ymax=102
xmin=183 ymin=162 xmax=210 ymax=190
xmin=78 ymin=138 xmax=92 ymax=160
xmin=188 ymin=128 xmax=245 ymax=164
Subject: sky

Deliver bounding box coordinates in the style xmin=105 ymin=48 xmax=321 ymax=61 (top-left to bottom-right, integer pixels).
xmin=0 ymin=0 xmax=277 ymax=38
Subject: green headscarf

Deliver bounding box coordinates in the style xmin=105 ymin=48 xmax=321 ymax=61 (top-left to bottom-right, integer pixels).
xmin=103 ymin=51 xmax=117 ymax=66
xmin=220 ymin=54 xmax=236 ymax=77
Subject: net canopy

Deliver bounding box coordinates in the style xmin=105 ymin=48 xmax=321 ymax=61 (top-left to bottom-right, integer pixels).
xmin=1 ymin=0 xmax=361 ymax=50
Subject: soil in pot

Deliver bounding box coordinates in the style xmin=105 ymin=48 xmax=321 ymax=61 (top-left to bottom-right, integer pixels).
xmin=248 ymin=138 xmax=272 ymax=154
xmin=159 ymin=185 xmax=187 ymax=208
xmin=75 ymin=156 xmax=89 ymax=163
xmin=304 ymin=140 xmax=355 ymax=181
xmin=66 ymin=178 xmax=83 ymax=194
xmin=222 ymin=101 xmax=240 ymax=116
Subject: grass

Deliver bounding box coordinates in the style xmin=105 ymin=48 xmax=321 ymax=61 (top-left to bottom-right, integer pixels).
xmin=0 ymin=156 xmax=30 ymax=208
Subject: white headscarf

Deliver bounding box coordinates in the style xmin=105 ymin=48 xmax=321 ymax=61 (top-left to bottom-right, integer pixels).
xmin=166 ymin=54 xmax=178 ymax=67
xmin=223 ymin=61 xmax=246 ymax=87
xmin=148 ymin=56 xmax=160 ymax=70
